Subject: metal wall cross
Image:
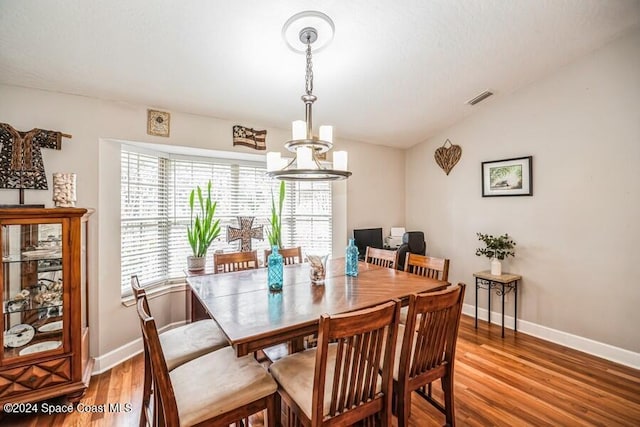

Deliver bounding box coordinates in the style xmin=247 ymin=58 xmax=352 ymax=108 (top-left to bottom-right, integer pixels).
xmin=226 ymin=216 xmax=264 ymax=252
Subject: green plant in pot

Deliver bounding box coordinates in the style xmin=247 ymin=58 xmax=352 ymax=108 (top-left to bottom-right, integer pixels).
xmin=187 ymin=181 xmax=221 ymax=271
xmin=266 ymin=181 xmax=285 ymax=249
xmin=475 ymin=232 xmax=516 ymax=276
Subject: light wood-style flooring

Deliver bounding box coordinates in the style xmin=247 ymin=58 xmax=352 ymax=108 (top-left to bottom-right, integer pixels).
xmin=3 ymin=315 xmax=640 ymax=426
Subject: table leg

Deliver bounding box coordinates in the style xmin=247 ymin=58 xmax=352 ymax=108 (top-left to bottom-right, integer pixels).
xmin=488 ymin=281 xmax=491 ymax=326
xmin=475 ymin=278 xmax=479 ymax=328
xmin=501 ymin=283 xmax=505 ymax=338
xmin=514 ymin=280 xmax=518 ymax=333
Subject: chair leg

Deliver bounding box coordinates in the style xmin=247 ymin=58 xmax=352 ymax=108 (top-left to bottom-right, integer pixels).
xmin=442 ymin=375 xmax=456 ymax=427
xmin=267 ymin=393 xmax=279 ymax=427
xmin=140 ymin=352 xmax=152 ymax=427
xmin=397 ymin=390 xmax=410 ymax=427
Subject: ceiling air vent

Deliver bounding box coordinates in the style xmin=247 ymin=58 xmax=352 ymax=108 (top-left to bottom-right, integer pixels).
xmin=466 ymin=90 xmax=494 ymax=106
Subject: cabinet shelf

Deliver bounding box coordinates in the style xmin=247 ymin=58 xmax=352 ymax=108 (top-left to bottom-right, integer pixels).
xmin=3 ymin=300 xmax=63 ymax=316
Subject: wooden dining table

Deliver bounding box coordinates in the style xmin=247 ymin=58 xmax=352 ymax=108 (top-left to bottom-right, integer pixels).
xmin=186 ymin=257 xmax=448 ymax=357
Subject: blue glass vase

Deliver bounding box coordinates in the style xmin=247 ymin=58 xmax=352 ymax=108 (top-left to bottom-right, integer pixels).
xmin=345 ymin=238 xmax=359 ymax=277
xmin=268 ymin=245 xmax=284 ymax=291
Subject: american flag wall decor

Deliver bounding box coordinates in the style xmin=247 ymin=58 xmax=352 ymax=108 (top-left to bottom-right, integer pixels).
xmin=232 ymin=125 xmax=267 ymax=151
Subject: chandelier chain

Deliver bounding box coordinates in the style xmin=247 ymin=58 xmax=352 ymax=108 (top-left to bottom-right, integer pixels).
xmin=305 ymin=40 xmax=314 ymax=96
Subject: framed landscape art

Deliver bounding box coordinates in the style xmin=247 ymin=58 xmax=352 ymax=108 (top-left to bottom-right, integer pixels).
xmin=481 ymin=156 xmax=532 ymax=197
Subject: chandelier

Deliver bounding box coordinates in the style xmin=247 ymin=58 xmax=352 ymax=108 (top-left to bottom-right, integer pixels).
xmin=267 ymin=11 xmax=351 ymax=181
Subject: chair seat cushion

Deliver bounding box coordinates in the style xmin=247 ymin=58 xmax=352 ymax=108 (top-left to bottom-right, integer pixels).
xmin=160 ymin=319 xmax=228 ymax=371
xmin=269 ymin=343 xmax=382 ymax=420
xmin=379 ymin=324 xmax=417 ymax=381
xmin=171 ymin=346 xmax=277 ymax=427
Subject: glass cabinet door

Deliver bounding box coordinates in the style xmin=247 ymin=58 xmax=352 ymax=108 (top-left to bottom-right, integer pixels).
xmin=2 ymin=222 xmax=64 ymax=359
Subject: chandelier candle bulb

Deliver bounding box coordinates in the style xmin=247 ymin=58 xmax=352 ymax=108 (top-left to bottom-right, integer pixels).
xmin=333 ymin=151 xmax=348 ymax=171
xmin=297 ymin=146 xmax=313 ymax=169
xmin=292 ymin=120 xmax=306 ymax=140
xmin=266 ymin=152 xmax=282 ymax=172
xmin=319 ymin=125 xmax=333 ymax=143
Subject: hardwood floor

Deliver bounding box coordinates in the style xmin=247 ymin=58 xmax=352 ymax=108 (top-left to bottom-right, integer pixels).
xmin=3 ymin=315 xmax=640 ymax=426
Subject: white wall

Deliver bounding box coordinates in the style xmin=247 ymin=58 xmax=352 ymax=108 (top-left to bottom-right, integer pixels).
xmin=406 ymin=29 xmax=640 ymax=356
xmin=0 ymin=85 xmax=406 ymax=367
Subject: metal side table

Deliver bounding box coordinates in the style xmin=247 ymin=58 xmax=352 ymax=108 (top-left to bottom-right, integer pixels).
xmin=473 ymin=271 xmax=522 ymax=338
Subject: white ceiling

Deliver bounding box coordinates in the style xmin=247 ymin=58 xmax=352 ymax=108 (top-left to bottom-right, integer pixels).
xmin=1 ymin=0 xmax=639 ymax=148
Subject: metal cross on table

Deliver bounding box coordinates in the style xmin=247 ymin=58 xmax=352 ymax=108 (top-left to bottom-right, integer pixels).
xmin=226 ymin=216 xmax=264 ymax=252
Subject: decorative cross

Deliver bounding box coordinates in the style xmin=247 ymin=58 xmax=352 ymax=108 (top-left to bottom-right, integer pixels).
xmin=226 ymin=216 xmax=264 ymax=252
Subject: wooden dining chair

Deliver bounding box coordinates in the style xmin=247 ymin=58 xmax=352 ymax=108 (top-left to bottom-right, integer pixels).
xmin=136 ymin=297 xmax=278 ymax=427
xmin=392 ymin=283 xmax=466 ymax=427
xmin=131 ymin=275 xmax=229 ymax=427
xmin=399 ymin=253 xmax=451 ymax=325
xmin=269 ymin=300 xmax=401 ymax=427
xmin=213 ymin=250 xmax=258 ymax=273
xmin=365 ymin=246 xmax=399 ymax=269
xmin=264 ymin=246 xmax=303 ymax=265
xmin=404 ymin=253 xmax=450 ymax=281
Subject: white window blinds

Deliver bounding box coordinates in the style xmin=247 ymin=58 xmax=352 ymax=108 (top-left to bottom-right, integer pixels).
xmin=120 ymin=146 xmax=332 ymax=292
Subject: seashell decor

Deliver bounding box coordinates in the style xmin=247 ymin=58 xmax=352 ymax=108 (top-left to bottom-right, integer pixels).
xmin=52 ymin=172 xmax=77 ymax=207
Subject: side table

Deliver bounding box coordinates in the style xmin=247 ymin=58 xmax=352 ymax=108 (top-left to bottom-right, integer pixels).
xmin=473 ymin=271 xmax=522 ymax=338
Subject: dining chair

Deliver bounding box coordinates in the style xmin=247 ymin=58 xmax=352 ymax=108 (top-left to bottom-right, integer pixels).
xmin=364 ymin=246 xmax=399 ymax=269
xmin=213 ymin=250 xmax=258 ymax=273
xmin=400 ymin=253 xmax=451 ymax=324
xmin=131 ymin=275 xmax=229 ymax=427
xmin=404 ymin=253 xmax=450 ymax=281
xmin=264 ymin=246 xmax=303 ymax=265
xmin=269 ymin=299 xmax=401 ymax=427
xmin=392 ymin=283 xmax=466 ymax=427
xmin=136 ymin=297 xmax=278 ymax=427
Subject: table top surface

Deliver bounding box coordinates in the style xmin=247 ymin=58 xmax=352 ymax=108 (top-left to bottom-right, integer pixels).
xmin=187 ymin=258 xmax=448 ymax=351
xmin=473 ymin=270 xmax=522 ymax=283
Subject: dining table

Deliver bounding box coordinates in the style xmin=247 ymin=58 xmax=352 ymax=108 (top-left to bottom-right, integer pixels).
xmin=186 ymin=257 xmax=449 ymax=357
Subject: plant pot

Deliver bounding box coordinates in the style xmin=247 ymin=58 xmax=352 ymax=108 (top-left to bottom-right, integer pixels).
xmin=490 ymin=258 xmax=502 ymax=276
xmin=187 ymin=255 xmax=206 ymax=271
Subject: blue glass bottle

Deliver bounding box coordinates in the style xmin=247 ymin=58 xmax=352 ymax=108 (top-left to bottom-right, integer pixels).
xmin=268 ymin=246 xmax=284 ymax=291
xmin=345 ymin=238 xmax=359 ymax=277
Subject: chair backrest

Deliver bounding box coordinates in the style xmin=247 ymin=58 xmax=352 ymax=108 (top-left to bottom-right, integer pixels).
xmin=399 ymin=283 xmax=465 ymax=387
xmin=264 ymin=246 xmax=303 ymax=265
xmin=404 ymin=253 xmax=450 ymax=281
xmin=364 ymin=246 xmax=398 ymax=269
xmin=214 ymin=250 xmax=258 ymax=274
xmin=136 ymin=297 xmax=181 ymax=426
xmin=313 ymin=300 xmax=401 ymax=425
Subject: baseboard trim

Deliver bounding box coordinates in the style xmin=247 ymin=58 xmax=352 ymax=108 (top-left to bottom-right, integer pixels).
xmin=93 ymin=309 xmax=639 ymax=374
xmin=92 ymin=320 xmax=186 ymax=374
xmin=462 ymin=303 xmax=640 ymax=370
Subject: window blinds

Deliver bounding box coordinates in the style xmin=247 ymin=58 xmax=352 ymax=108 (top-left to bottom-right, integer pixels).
xmin=121 ymin=147 xmax=332 ymax=292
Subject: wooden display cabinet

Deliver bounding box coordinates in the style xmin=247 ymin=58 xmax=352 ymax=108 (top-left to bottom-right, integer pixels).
xmin=0 ymin=208 xmax=92 ymax=405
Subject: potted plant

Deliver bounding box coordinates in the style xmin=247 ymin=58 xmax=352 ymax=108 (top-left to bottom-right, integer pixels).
xmin=187 ymin=181 xmax=221 ymax=271
xmin=266 ymin=181 xmax=285 ymax=249
xmin=475 ymin=232 xmax=516 ymax=275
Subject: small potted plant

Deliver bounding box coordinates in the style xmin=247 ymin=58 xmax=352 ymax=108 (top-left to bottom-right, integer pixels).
xmin=187 ymin=181 xmax=221 ymax=271
xmin=475 ymin=232 xmax=516 ymax=276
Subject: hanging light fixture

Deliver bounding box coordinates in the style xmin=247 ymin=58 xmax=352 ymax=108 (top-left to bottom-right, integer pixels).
xmin=267 ymin=11 xmax=351 ymax=181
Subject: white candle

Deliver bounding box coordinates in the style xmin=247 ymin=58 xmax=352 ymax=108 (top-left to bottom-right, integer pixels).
xmin=266 ymin=152 xmax=281 ymax=172
xmin=297 ymin=146 xmax=313 ymax=169
xmin=333 ymin=151 xmax=348 ymax=171
xmin=292 ymin=120 xmax=306 ymax=140
xmin=319 ymin=125 xmax=333 ymax=143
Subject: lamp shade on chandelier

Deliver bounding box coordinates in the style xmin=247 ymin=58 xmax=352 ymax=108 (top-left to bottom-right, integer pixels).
xmin=266 ymin=11 xmax=352 ymax=181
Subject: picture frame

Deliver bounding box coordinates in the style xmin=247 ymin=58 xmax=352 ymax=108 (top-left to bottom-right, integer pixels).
xmin=147 ymin=109 xmax=170 ymax=137
xmin=482 ymin=156 xmax=532 ymax=197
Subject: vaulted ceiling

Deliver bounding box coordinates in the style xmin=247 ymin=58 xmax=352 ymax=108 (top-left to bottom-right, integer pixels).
xmin=1 ymin=0 xmax=639 ymax=148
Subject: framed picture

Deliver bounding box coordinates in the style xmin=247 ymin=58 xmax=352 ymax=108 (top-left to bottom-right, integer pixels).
xmin=147 ymin=109 xmax=170 ymax=137
xmin=482 ymin=156 xmax=532 ymax=197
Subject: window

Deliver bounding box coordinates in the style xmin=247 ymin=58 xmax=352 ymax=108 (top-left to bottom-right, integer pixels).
xmin=120 ymin=145 xmax=332 ymax=292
